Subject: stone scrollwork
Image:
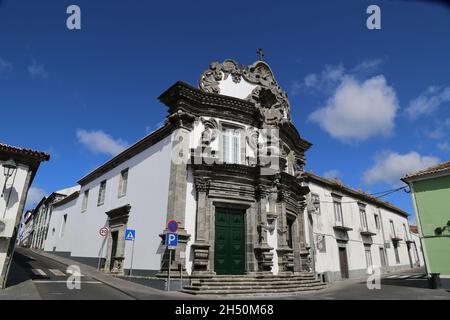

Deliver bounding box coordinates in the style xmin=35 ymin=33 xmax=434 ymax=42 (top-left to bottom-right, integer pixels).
xmin=199 ymin=59 xmax=242 ymax=94
xmin=200 ymin=117 xmax=219 ymax=148
xmin=198 ymin=59 xmax=292 ymax=126
xmin=245 ymin=128 xmax=258 ymax=152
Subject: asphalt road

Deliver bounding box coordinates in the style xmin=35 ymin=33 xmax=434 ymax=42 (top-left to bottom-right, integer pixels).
xmin=7 ymin=249 xmax=134 ymax=300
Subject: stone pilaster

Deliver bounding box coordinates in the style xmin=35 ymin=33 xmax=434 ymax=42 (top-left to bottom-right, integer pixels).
xmin=191 ymin=176 xmax=215 ymax=276
xmin=254 ymin=184 xmax=274 ymax=274
xmin=158 ymin=110 xmax=195 ymax=277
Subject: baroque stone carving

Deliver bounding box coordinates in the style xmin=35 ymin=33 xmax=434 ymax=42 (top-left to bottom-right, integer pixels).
xmin=198 ymin=59 xmax=291 ymax=126
xmin=200 ymin=117 xmax=219 ymax=148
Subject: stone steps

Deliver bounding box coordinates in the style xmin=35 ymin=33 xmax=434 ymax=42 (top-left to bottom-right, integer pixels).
xmin=191 ymin=279 xmax=320 ymax=287
xmin=181 ymin=274 xmax=327 ymax=296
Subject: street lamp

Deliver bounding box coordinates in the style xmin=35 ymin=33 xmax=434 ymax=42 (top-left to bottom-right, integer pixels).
xmin=1 ymin=159 xmax=17 ymax=197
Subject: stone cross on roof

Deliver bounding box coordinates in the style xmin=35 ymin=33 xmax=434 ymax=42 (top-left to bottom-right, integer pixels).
xmin=257 ymin=48 xmax=264 ymax=61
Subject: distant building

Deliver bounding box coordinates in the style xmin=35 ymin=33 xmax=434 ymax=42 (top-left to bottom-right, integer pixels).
xmin=304 ymin=172 xmax=421 ymax=282
xmin=402 ymin=161 xmax=450 ymax=289
xmin=19 ymin=210 xmax=34 ymax=248
xmin=28 ymin=186 xmax=80 ymax=250
xmin=0 ymin=143 xmax=49 ymax=289
xmin=409 ymin=225 xmax=425 ymax=268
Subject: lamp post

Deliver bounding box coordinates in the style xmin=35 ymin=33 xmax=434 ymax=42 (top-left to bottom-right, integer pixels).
xmin=1 ymin=159 xmax=17 ymax=198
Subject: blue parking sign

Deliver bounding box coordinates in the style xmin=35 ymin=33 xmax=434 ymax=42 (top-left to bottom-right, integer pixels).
xmin=165 ymin=233 xmax=178 ymax=249
xmin=125 ymin=229 xmax=136 ymax=241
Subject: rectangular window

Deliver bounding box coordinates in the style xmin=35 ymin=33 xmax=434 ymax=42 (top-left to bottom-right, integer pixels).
xmin=379 ymin=247 xmax=387 ymax=266
xmin=97 ymin=180 xmax=107 ymax=206
xmin=390 ymin=220 xmax=396 ymax=236
xmin=118 ymin=168 xmax=129 ymax=198
xmin=403 ymin=224 xmax=408 ymax=240
xmin=394 ymin=243 xmax=400 ymax=264
xmin=311 ymin=193 xmax=320 ymax=214
xmin=81 ymin=189 xmax=89 ymax=212
xmin=60 ymin=214 xmax=67 ymax=238
xmin=221 ymin=127 xmax=241 ymax=164
xmin=360 ymin=209 xmax=368 ymax=230
xmin=333 ymin=201 xmax=343 ymax=224
xmin=365 ymin=245 xmax=373 ymax=269
xmin=374 ymin=214 xmax=380 ymax=229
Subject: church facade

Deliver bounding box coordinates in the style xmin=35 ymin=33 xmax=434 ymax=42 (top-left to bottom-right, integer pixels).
xmin=40 ymin=59 xmax=420 ymax=290
xmin=43 ymin=59 xmax=313 ymax=278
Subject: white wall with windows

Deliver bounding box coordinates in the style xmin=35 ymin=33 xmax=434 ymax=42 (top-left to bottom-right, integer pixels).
xmin=44 ymin=133 xmax=173 ymax=273
xmin=304 ymin=177 xmax=418 ymax=282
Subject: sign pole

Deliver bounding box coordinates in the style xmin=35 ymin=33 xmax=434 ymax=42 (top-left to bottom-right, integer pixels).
xmin=167 ymin=249 xmax=172 ymax=291
xmin=180 ymin=260 xmax=183 ymax=290
xmin=130 ymin=239 xmax=135 ymax=277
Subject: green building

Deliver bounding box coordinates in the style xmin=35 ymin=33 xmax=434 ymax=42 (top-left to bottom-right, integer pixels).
xmin=402 ymin=161 xmax=450 ymax=289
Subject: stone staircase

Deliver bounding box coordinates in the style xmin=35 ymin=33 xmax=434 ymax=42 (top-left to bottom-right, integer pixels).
xmin=180 ymin=273 xmax=327 ymax=296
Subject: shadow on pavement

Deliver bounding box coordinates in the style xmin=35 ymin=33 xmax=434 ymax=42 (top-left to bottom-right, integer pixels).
xmin=6 ymin=251 xmax=48 ymax=287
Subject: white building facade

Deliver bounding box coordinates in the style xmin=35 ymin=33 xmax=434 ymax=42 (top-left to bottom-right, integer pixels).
xmin=0 ymin=143 xmax=49 ymax=288
xmin=304 ymin=172 xmax=423 ymax=282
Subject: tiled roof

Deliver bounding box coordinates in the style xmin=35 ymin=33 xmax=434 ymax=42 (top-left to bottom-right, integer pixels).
xmin=0 ymin=143 xmax=50 ymax=161
xmin=402 ymin=160 xmax=450 ymax=181
xmin=305 ymin=171 xmax=409 ymax=217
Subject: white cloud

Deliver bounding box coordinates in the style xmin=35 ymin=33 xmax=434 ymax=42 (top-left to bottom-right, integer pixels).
xmin=76 ymin=129 xmax=129 ymax=156
xmin=406 ymin=86 xmax=450 ymax=120
xmin=25 ymin=187 xmax=47 ymax=209
xmin=363 ymin=151 xmax=440 ymax=186
xmin=323 ymin=169 xmax=341 ymax=179
xmin=28 ymin=58 xmax=49 ymax=79
xmin=309 ymin=75 xmax=399 ymax=142
xmin=0 ymin=57 xmax=13 ymax=74
xmin=437 ymin=142 xmax=450 ymax=151
xmin=351 ymin=58 xmax=384 ymax=74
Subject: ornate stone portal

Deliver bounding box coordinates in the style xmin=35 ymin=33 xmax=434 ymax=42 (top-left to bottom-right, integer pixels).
xmin=158 ymin=58 xmax=312 ymax=278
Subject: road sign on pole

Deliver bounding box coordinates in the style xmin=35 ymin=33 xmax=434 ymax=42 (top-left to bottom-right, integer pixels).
xmin=167 ymin=220 xmax=178 ymax=233
xmin=99 ymin=227 xmax=109 ymax=237
xmin=165 ymin=232 xmax=178 ymax=291
xmin=165 ymin=232 xmax=178 ymax=249
xmin=125 ymin=229 xmax=135 ymax=241
xmin=125 ymin=229 xmax=136 ymax=276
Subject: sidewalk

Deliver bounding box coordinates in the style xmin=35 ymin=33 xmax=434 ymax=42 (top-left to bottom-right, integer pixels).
xmin=0 ymin=254 xmax=41 ymax=300
xmin=27 ymin=248 xmax=195 ymax=300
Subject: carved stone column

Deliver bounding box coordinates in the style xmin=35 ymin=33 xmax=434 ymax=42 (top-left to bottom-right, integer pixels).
xmin=191 ymin=176 xmax=215 ymax=277
xmin=254 ymin=184 xmax=274 ymax=275
xmin=297 ymin=196 xmax=311 ymax=272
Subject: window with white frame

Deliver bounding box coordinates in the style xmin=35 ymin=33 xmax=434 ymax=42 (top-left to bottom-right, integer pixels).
xmin=97 ymin=180 xmax=107 ymax=206
xmin=360 ymin=208 xmax=368 ymax=230
xmin=81 ymin=189 xmax=89 ymax=212
xmin=221 ymin=127 xmax=241 ymax=164
xmin=365 ymin=245 xmax=373 ymax=269
xmin=311 ymin=193 xmax=321 ymax=214
xmin=374 ymin=213 xmax=380 ymax=229
xmin=333 ymin=200 xmax=343 ymax=224
xmin=118 ymin=168 xmax=129 ymax=198
xmin=60 ymin=214 xmax=67 ymax=238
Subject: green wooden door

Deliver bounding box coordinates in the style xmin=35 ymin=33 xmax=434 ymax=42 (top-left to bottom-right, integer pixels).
xmin=214 ymin=208 xmax=245 ymax=275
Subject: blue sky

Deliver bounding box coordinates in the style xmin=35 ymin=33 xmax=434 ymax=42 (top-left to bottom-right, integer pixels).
xmin=1 ymin=1 xmax=449 ymax=221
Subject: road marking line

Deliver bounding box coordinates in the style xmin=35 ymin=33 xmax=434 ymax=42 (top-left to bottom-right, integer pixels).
xmin=33 ymin=280 xmax=101 ymax=284
xmin=49 ymin=269 xmax=66 ymax=276
xmin=31 ymin=269 xmax=47 ymax=276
